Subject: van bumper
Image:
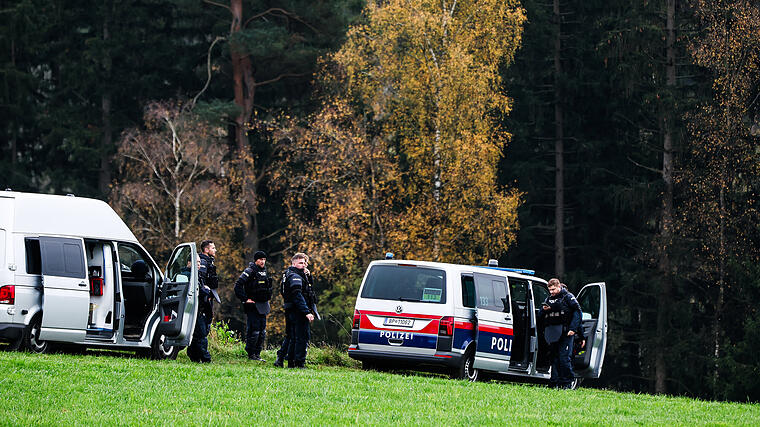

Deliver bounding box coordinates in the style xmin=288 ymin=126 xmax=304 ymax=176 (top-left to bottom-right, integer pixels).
xmin=347 ymin=347 xmax=462 ymax=368
xmin=0 ymin=323 xmax=24 ymax=341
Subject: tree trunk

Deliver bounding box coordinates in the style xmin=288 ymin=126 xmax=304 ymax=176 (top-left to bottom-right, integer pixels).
xmin=230 ymin=0 xmax=255 ymax=152
xmin=553 ymin=0 xmax=565 ymax=278
xmin=229 ymin=0 xmax=260 ymax=258
xmin=655 ymin=0 xmax=677 ymax=395
xmin=99 ymin=3 xmax=112 ymax=196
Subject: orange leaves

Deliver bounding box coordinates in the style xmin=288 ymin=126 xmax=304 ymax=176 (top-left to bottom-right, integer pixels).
xmin=281 ymin=0 xmax=526 ymax=285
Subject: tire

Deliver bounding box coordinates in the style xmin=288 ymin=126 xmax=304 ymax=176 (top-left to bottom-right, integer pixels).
xmin=149 ymin=333 xmax=179 ymax=360
xmin=451 ymin=349 xmax=479 ymax=381
xmin=24 ymin=315 xmax=49 ymax=354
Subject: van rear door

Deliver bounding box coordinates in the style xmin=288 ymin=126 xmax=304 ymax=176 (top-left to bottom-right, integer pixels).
xmin=473 ymin=273 xmax=513 ymax=372
xmin=354 ymin=264 xmax=447 ymax=355
xmin=39 ymin=236 xmax=89 ymax=342
xmin=574 ymin=282 xmax=608 ymax=378
xmin=155 ymin=243 xmax=198 ymax=347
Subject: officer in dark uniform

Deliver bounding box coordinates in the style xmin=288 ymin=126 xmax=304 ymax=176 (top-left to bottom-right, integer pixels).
xmin=234 ymin=250 xmax=272 ymax=361
xmin=274 ymin=252 xmax=314 ymax=368
xmin=539 ymin=278 xmax=582 ymax=388
xmin=188 ymin=240 xmax=218 ymax=363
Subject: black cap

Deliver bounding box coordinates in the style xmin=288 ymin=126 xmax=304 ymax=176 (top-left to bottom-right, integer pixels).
xmin=254 ymin=250 xmax=267 ymax=261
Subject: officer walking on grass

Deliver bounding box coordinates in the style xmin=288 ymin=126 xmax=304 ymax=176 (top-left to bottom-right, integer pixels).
xmin=274 ymin=252 xmax=315 ymax=368
xmin=234 ymin=250 xmax=273 ymax=361
xmin=539 ymin=278 xmax=582 ymax=388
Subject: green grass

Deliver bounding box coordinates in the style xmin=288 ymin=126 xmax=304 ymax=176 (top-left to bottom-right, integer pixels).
xmin=1 ymin=348 xmax=758 ymax=426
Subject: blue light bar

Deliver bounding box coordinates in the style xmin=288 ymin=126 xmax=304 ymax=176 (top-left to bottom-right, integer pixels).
xmin=482 ymin=266 xmax=535 ymax=275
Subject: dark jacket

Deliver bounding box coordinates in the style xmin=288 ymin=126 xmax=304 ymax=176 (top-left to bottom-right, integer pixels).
xmin=540 ymin=288 xmax=582 ymax=333
xmin=281 ymin=266 xmax=311 ymax=315
xmin=199 ymin=253 xmax=218 ymax=289
xmin=198 ymin=253 xmax=218 ymax=317
xmin=234 ymin=262 xmax=272 ymax=315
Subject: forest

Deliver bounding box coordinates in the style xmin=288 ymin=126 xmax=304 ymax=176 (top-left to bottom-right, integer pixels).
xmin=2 ymin=0 xmax=759 ymax=401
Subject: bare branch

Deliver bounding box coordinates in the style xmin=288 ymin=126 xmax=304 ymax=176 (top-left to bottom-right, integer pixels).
xmin=202 ymin=0 xmax=231 ymax=12
xmin=244 ymin=8 xmax=319 ymax=34
xmin=190 ymin=36 xmax=226 ymax=110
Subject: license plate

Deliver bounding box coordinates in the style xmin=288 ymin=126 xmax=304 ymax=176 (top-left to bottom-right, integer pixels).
xmin=384 ymin=317 xmax=414 ymax=328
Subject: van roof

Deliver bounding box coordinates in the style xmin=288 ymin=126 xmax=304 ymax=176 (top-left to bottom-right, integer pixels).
xmin=368 ymin=259 xmax=547 ymax=284
xmin=1 ymin=191 xmax=138 ymax=243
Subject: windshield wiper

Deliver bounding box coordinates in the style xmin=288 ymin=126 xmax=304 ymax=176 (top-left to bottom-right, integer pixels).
xmin=398 ymin=297 xmax=421 ymax=302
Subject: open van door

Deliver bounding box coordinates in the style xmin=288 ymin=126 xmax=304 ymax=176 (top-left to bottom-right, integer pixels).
xmin=574 ymin=282 xmax=608 ymax=378
xmin=473 ymin=273 xmax=513 ymax=372
xmin=155 ymin=243 xmax=198 ymax=347
xmin=39 ymin=236 xmax=89 ymax=342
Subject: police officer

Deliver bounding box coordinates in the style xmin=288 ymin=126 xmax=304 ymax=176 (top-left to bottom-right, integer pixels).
xmin=188 ymin=240 xmax=218 ymax=363
xmin=275 ymin=252 xmax=315 ymax=368
xmin=539 ymin=278 xmax=582 ymax=389
xmin=234 ymin=250 xmax=272 ymax=361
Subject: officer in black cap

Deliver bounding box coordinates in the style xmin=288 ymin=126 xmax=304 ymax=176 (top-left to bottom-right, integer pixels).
xmin=234 ymin=250 xmax=273 ymax=361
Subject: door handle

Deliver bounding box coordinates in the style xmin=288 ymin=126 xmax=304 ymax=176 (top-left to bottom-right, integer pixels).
xmin=79 ymin=282 xmax=88 ymax=287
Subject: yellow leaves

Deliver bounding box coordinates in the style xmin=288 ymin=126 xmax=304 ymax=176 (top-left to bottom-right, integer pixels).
xmin=280 ymin=0 xmax=526 ymax=279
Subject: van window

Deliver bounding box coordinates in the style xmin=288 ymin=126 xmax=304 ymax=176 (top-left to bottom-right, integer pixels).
xmin=40 ymin=237 xmax=86 ymax=279
xmin=532 ymin=282 xmax=549 ymax=307
xmin=475 ymin=275 xmax=509 ymax=313
xmin=118 ymin=244 xmax=153 ymax=281
xmin=578 ymin=285 xmax=601 ymax=319
xmin=461 ymin=275 xmax=476 ymax=308
xmin=25 ymin=238 xmax=41 ymax=275
xmin=361 ymin=265 xmax=447 ymax=304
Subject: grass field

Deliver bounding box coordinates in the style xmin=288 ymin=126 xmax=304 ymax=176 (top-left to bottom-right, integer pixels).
xmin=1 ymin=344 xmax=759 ymax=426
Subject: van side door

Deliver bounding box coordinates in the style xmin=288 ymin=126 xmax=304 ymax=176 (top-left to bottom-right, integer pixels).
xmin=473 ymin=273 xmax=513 ymax=372
xmin=574 ymin=282 xmax=608 ymax=378
xmin=39 ymin=236 xmax=89 ymax=342
xmin=155 ymin=243 xmax=198 ymax=347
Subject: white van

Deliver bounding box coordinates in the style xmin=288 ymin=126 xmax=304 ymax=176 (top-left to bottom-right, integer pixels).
xmin=0 ymin=191 xmax=198 ymax=359
xmin=348 ymin=259 xmax=607 ymax=386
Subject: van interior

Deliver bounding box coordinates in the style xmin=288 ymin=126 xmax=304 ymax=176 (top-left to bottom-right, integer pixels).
xmin=507 ymin=278 xmax=530 ymax=370
xmin=84 ymin=241 xmax=116 ymax=339
xmin=117 ymin=243 xmax=158 ymax=339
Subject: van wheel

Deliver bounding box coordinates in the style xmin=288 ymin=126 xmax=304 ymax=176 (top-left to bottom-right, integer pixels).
xmin=150 ymin=333 xmax=179 ymax=360
xmin=451 ymin=349 xmax=479 ymax=381
xmin=25 ymin=315 xmax=49 ymax=354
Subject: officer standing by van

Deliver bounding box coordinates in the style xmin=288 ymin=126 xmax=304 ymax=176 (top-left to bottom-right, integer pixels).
xmin=188 ymin=240 xmax=218 ymax=363
xmin=275 ymin=252 xmax=314 ymax=368
xmin=540 ymin=278 xmax=582 ymax=388
xmin=234 ymin=250 xmax=272 ymax=361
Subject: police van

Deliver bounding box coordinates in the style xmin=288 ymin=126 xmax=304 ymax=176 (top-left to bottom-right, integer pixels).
xmin=348 ymin=259 xmax=607 ymax=385
xmin=0 ymin=191 xmax=198 ymax=359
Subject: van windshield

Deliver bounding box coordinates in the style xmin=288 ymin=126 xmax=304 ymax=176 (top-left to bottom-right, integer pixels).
xmin=361 ymin=265 xmax=447 ymax=304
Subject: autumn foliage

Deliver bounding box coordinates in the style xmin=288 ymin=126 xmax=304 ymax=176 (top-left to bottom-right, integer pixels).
xmin=276 ymin=0 xmax=526 ymax=313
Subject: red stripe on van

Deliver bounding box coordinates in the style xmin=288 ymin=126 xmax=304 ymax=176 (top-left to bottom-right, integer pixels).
xmin=478 ymin=324 xmax=514 ymax=335
xmin=454 ymin=321 xmax=474 ymax=330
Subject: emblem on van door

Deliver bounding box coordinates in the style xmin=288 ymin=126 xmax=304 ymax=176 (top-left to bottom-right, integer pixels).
xmin=395 ymin=305 xmax=403 ymax=314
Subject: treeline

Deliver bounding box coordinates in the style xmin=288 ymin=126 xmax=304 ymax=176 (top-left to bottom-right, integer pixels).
xmin=2 ymin=0 xmax=759 ymax=401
